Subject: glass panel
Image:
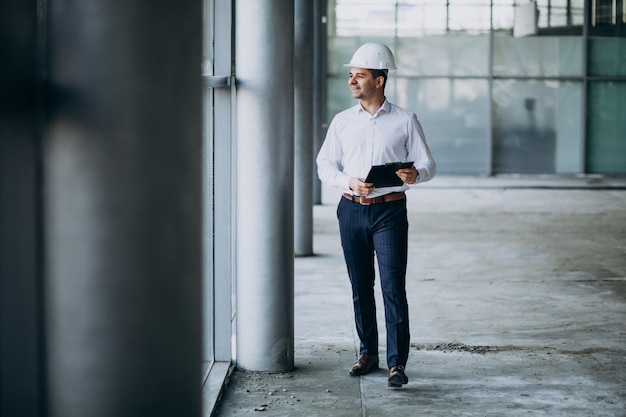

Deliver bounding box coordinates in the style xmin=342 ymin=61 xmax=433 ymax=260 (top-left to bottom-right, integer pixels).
xmin=202 ymin=0 xmax=214 ymax=366
xmin=397 ymin=78 xmax=490 ymax=175
xmin=326 ymin=77 xmax=352 ymax=124
xmin=592 ymin=0 xmax=617 ymax=26
xmin=571 ymin=0 xmax=585 ymax=25
xmin=327 ymin=0 xmax=592 ymax=176
xmin=397 ymin=34 xmax=490 ymax=76
xmin=333 ymin=1 xmax=396 ymax=37
xmin=590 ymin=0 xmax=626 ymax=35
xmin=492 ymin=80 xmax=583 ymax=174
xmin=587 ymin=81 xmax=626 ymax=173
xmin=536 ymin=0 xmax=567 ymax=27
xmin=449 ymin=0 xmax=491 ymax=4
xmin=588 ymin=37 xmax=626 ymax=76
xmin=493 ymin=1 xmax=584 ymax=31
xmin=448 ymin=4 xmax=492 ymax=32
xmin=493 ymin=35 xmax=583 ymax=76
xmin=202 ymin=1 xmax=214 ymax=77
xmin=574 ymin=0 xmax=585 ymax=25
xmin=493 ymin=4 xmax=515 ymax=30
xmin=397 ymin=3 xmax=447 ymax=36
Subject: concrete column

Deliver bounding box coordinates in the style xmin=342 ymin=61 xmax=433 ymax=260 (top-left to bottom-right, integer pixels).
xmin=0 ymin=2 xmax=45 ymax=416
xmin=235 ymin=0 xmax=295 ymax=371
xmin=45 ymin=2 xmax=203 ymax=417
xmin=295 ymin=0 xmax=315 ymax=256
xmin=313 ymin=0 xmax=328 ymax=205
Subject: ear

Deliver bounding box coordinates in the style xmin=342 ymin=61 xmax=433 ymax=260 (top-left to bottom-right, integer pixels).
xmin=376 ymin=76 xmax=385 ymax=88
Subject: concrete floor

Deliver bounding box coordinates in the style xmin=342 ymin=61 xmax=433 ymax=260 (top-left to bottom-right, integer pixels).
xmin=215 ymin=176 xmax=626 ymax=417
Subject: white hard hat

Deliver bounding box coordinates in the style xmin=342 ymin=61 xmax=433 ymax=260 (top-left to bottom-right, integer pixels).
xmin=343 ymin=42 xmax=397 ymax=70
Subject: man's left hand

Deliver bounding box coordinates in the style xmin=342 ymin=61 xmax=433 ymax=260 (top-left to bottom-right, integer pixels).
xmin=396 ymin=166 xmax=419 ymax=184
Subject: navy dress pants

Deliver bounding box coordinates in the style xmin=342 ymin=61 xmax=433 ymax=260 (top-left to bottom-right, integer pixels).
xmin=337 ymin=196 xmax=410 ymax=368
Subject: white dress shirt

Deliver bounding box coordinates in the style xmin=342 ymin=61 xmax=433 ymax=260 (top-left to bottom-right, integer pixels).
xmin=317 ymin=100 xmax=436 ymax=198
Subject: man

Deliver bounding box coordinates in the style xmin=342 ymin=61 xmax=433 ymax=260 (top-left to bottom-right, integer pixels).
xmin=316 ymin=43 xmax=436 ymax=387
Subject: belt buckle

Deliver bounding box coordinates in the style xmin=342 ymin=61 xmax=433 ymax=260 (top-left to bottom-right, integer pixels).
xmin=358 ymin=196 xmax=371 ymax=205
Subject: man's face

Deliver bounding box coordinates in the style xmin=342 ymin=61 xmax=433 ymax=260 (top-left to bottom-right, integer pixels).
xmin=348 ymin=67 xmax=381 ymax=100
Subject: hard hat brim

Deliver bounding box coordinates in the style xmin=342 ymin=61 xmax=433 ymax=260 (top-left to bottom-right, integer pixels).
xmin=342 ymin=63 xmax=396 ymax=70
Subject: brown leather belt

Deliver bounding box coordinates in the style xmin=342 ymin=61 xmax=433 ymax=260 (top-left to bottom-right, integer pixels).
xmin=342 ymin=192 xmax=406 ymax=206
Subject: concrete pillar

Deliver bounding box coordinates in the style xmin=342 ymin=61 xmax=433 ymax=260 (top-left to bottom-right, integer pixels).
xmin=235 ymin=0 xmax=295 ymax=371
xmin=295 ymin=0 xmax=315 ymax=256
xmin=313 ymin=0 xmax=328 ymax=205
xmin=45 ymin=2 xmax=203 ymax=417
xmin=0 ymin=2 xmax=45 ymax=416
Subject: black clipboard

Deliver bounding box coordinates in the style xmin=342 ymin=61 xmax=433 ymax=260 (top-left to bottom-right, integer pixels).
xmin=365 ymin=161 xmax=414 ymax=188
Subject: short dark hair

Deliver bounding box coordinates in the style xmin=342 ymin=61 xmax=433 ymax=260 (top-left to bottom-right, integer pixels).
xmin=369 ymin=69 xmax=388 ymax=90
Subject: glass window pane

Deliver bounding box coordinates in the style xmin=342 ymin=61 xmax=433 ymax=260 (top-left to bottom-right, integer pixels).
xmin=397 ymin=34 xmax=490 ymax=76
xmin=448 ymin=5 xmax=492 ymax=32
xmin=334 ymin=1 xmax=396 ymax=37
xmin=327 ymin=0 xmax=593 ymax=177
xmin=492 ymin=80 xmax=583 ymax=174
xmin=592 ymin=0 xmax=617 ymax=26
xmin=587 ymin=81 xmax=626 ymax=173
xmin=493 ymin=35 xmax=583 ymax=76
xmin=535 ymin=0 xmax=583 ymax=28
xmin=493 ymin=4 xmax=515 ymax=30
xmin=535 ymin=0 xmax=550 ymax=27
xmin=571 ymin=0 xmax=585 ymax=25
xmin=449 ymin=0 xmax=491 ymax=4
xmin=397 ymin=4 xmax=447 ymax=36
xmin=396 ymin=78 xmax=490 ymax=175
xmin=588 ymin=37 xmax=626 ymax=76
xmin=202 ymin=0 xmax=214 ymax=365
xmin=326 ymin=77 xmax=352 ymax=124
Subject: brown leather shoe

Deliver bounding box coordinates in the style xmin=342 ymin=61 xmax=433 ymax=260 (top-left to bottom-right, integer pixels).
xmin=349 ymin=354 xmax=379 ymax=376
xmin=388 ymin=365 xmax=409 ymax=387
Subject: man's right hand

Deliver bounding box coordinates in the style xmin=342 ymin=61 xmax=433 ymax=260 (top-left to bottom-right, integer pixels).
xmin=349 ymin=178 xmax=374 ymax=196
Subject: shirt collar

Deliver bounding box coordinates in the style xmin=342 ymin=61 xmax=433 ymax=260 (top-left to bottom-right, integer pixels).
xmin=379 ymin=100 xmax=391 ymax=114
xmin=355 ymin=99 xmax=391 ymax=116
